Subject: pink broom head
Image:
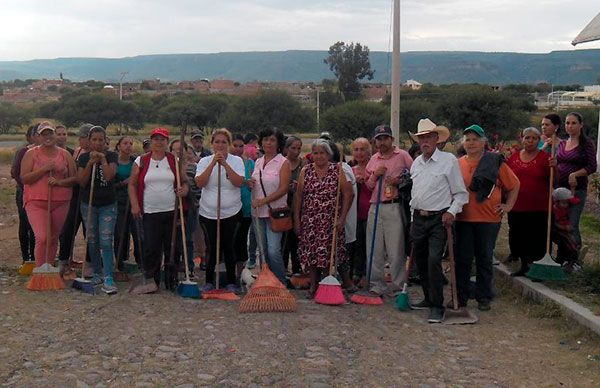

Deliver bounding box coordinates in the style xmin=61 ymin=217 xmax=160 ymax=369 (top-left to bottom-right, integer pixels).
xmin=27 ymin=264 xmax=65 ymax=291
xmin=314 ymin=275 xmax=345 ymax=305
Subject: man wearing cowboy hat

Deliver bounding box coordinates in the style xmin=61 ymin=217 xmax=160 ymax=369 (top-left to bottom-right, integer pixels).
xmin=409 ymin=118 xmax=469 ymax=323
xmin=364 ymin=125 xmax=414 ymax=297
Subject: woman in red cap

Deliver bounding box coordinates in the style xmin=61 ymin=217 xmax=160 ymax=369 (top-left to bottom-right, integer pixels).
xmin=128 ymin=127 xmax=189 ymax=294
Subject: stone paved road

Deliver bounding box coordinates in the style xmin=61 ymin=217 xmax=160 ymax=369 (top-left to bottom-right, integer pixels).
xmin=0 ymin=269 xmax=598 ymax=387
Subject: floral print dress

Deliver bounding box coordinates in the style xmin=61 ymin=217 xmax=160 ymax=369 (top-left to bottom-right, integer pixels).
xmin=298 ymin=163 xmax=346 ymax=269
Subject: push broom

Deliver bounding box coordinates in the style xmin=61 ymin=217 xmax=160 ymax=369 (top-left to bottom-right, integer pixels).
xmin=27 ymin=173 xmax=66 ymax=291
xmin=443 ymin=226 xmax=478 ymax=325
xmin=72 ymin=163 xmax=97 ymax=294
xmin=527 ymin=137 xmax=566 ymax=282
xmin=351 ymin=176 xmax=384 ymax=306
xmin=395 ymin=246 xmax=414 ymax=311
xmin=314 ymin=163 xmax=346 ymax=306
xmin=175 ymin=152 xmax=201 ymax=299
xmin=203 ymin=162 xmax=239 ymax=301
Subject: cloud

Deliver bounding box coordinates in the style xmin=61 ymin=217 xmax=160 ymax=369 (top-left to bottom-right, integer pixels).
xmin=0 ymin=0 xmax=598 ymax=61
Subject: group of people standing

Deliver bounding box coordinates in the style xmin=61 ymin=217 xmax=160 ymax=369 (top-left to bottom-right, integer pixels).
xmin=12 ymin=111 xmax=596 ymax=324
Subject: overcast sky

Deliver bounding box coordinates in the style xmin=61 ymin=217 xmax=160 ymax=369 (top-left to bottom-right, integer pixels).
xmin=1 ymin=0 xmax=599 ymax=61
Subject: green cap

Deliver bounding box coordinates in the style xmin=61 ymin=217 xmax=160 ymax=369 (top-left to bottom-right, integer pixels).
xmin=463 ymin=124 xmax=485 ymax=137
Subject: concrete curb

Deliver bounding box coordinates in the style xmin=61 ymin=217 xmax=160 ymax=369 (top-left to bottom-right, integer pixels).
xmin=494 ymin=263 xmax=600 ymax=336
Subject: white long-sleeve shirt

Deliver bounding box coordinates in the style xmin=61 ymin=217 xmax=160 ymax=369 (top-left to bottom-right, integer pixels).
xmin=409 ymin=148 xmax=468 ymax=216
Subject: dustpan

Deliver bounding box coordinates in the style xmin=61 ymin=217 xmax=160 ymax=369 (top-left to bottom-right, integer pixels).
xmin=443 ymin=227 xmax=478 ymax=325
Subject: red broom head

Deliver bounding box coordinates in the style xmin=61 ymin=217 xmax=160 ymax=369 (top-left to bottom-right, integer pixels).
xmin=202 ymin=289 xmax=240 ymax=301
xmin=27 ymin=264 xmax=65 ymax=291
xmin=289 ymin=274 xmax=311 ymax=289
xmin=314 ymin=276 xmax=345 ymax=305
xmin=350 ymin=293 xmax=383 ymax=305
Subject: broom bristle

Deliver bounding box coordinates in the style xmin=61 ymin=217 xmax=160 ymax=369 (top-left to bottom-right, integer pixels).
xmin=113 ymin=271 xmax=130 ymax=283
xmin=289 ymin=274 xmax=311 ymax=289
xmin=72 ymin=278 xmax=95 ymax=294
xmin=177 ymin=280 xmax=201 ymax=299
xmin=526 ymin=263 xmax=567 ymax=281
xmin=239 ymin=286 xmax=297 ymax=313
xmin=27 ymin=273 xmax=65 ymax=291
xmin=314 ymin=275 xmax=345 ymax=306
xmin=350 ymin=293 xmax=383 ymax=305
xmin=18 ymin=261 xmax=35 ymax=276
xmin=202 ymin=289 xmax=240 ymax=301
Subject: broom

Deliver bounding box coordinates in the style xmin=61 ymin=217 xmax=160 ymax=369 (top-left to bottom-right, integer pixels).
xmin=526 ymin=137 xmax=566 ymax=282
xmin=113 ymin=198 xmax=131 ymax=282
xmin=314 ymin=163 xmax=346 ymax=306
xmin=175 ymin=152 xmax=201 ymax=298
xmin=203 ymin=161 xmax=239 ymax=301
xmin=27 ymin=172 xmax=65 ymax=291
xmin=395 ymin=246 xmax=413 ymax=311
xmin=443 ymin=226 xmax=478 ymax=325
xmin=72 ymin=163 xmax=97 ymax=294
xmin=351 ymin=176 xmax=384 ymax=305
xmin=239 ymin=217 xmax=297 ymax=313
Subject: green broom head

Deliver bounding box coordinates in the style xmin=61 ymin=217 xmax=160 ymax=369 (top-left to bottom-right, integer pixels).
xmin=122 ymin=261 xmax=140 ymax=274
xmin=177 ymin=280 xmax=201 ymax=299
xmin=526 ymin=253 xmax=566 ymax=282
xmin=395 ymin=284 xmax=410 ymax=311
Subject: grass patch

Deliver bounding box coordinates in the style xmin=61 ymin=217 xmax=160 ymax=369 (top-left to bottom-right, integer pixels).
xmin=0 ymin=149 xmax=16 ymax=164
xmin=0 ymin=185 xmax=16 ymax=207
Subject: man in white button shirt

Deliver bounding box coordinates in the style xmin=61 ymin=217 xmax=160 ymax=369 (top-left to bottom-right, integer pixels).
xmin=409 ymin=119 xmax=468 ymax=324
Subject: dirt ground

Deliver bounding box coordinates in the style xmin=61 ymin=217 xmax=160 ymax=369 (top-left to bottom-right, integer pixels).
xmin=1 ymin=164 xmax=599 ymax=387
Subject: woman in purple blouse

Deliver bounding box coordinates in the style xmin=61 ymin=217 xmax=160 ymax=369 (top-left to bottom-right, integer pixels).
xmin=556 ymin=112 xmax=597 ymax=249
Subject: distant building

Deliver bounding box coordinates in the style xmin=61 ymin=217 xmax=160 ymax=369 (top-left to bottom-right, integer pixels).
xmin=31 ymin=79 xmax=64 ymax=91
xmin=363 ymin=84 xmax=390 ymax=102
xmin=404 ymin=79 xmax=422 ymax=90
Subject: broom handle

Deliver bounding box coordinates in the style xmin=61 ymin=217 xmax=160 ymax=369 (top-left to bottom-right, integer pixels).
xmin=216 ymin=161 xmax=221 ymax=289
xmin=115 ymin=197 xmax=130 ymax=268
xmin=328 ymin=163 xmax=342 ymax=276
xmin=446 ymin=226 xmax=458 ymax=310
xmin=46 ymin=172 xmax=53 ymax=265
xmin=68 ymin=188 xmax=83 ymax=263
xmin=81 ymin=163 xmax=97 ymax=277
xmin=175 ymin=156 xmax=191 ymax=282
xmin=545 ymin=137 xmax=556 ymax=254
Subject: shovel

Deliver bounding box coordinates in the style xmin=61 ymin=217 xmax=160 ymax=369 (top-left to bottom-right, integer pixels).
xmin=443 ymin=226 xmax=478 ymax=325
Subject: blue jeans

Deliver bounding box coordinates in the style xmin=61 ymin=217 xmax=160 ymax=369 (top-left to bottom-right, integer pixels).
xmin=81 ymin=202 xmax=117 ymax=278
xmin=254 ymin=217 xmax=286 ymax=283
xmin=455 ymin=221 xmax=500 ymax=305
xmin=569 ymin=189 xmax=586 ymax=249
xmin=247 ymin=220 xmax=258 ymax=264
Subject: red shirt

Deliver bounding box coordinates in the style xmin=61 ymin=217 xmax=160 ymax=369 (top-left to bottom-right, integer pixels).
xmin=506 ymin=151 xmax=550 ymax=213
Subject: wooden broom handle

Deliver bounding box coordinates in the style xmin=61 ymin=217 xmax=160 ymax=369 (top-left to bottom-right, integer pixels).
xmin=328 ymin=163 xmax=342 ymax=276
xmin=216 ymin=162 xmax=221 ymax=289
xmin=175 ymin=156 xmax=191 ymax=282
xmin=81 ymin=163 xmax=97 ymax=275
xmin=46 ymin=172 xmax=53 ymax=265
xmin=545 ymin=137 xmax=556 ymax=254
xmin=446 ymin=226 xmax=458 ymax=310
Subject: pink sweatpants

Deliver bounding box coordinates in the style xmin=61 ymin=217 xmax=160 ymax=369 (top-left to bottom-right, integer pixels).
xmin=25 ymin=200 xmax=70 ymax=266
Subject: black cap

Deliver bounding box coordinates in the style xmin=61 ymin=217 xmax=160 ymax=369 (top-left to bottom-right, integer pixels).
xmin=373 ymin=125 xmax=393 ymax=139
xmin=191 ymin=130 xmax=204 ymax=140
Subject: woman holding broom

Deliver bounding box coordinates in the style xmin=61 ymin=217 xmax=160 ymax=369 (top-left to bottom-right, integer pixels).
xmin=129 ymin=127 xmax=189 ymax=294
xmin=455 ymin=125 xmax=520 ymax=311
xmin=195 ymin=128 xmax=245 ymax=293
xmin=21 ymin=122 xmax=78 ymax=289
xmin=506 ymin=127 xmax=554 ymax=276
xmin=294 ymin=139 xmax=353 ymax=299
xmin=78 ymin=126 xmax=120 ymax=294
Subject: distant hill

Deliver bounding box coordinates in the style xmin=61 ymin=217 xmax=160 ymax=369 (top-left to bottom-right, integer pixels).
xmin=1 ymin=49 xmax=599 ymax=85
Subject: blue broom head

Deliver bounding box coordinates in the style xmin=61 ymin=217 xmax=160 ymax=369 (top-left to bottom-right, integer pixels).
xmin=177 ymin=280 xmax=201 ymax=299
xmin=72 ymin=277 xmax=95 ymax=294
xmin=395 ymin=285 xmax=410 ymax=311
xmin=526 ymin=254 xmax=566 ymax=282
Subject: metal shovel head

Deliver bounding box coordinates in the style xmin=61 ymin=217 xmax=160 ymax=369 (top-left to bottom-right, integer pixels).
xmin=443 ymin=307 xmax=478 ymax=325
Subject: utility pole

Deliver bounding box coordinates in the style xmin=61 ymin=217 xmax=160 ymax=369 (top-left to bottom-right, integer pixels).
xmin=316 ymin=88 xmax=321 ymax=131
xmin=390 ymin=0 xmax=401 ymax=145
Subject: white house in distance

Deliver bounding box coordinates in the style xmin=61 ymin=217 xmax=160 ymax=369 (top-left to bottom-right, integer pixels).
xmin=403 ymin=79 xmax=422 ymax=90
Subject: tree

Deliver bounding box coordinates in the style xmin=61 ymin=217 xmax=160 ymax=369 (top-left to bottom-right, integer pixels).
xmin=319 ymin=100 xmax=389 ymax=141
xmin=0 ymin=102 xmax=32 ymax=134
xmin=324 ymin=41 xmax=374 ymax=101
xmin=220 ymin=90 xmax=315 ymax=133
xmin=157 ymin=93 xmax=229 ymax=130
xmin=54 ymin=93 xmax=143 ymax=129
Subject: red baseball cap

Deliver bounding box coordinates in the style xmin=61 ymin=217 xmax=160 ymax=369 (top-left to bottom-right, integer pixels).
xmin=150 ymin=127 xmax=169 ymax=139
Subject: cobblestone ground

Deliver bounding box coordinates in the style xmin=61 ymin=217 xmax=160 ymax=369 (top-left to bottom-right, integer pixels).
xmin=0 ymin=267 xmax=599 ymax=388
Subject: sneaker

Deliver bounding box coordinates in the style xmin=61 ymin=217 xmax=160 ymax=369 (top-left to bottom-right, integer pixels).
xmin=477 ymin=300 xmax=491 ymax=311
xmin=102 ymin=277 xmax=118 ymax=295
xmin=411 ymin=299 xmax=431 ymax=310
xmin=427 ymin=307 xmax=445 ymax=323
xmin=225 ymin=284 xmax=241 ymax=294
xmin=201 ymin=283 xmax=215 ymax=292
xmin=91 ymin=274 xmax=103 ymax=286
